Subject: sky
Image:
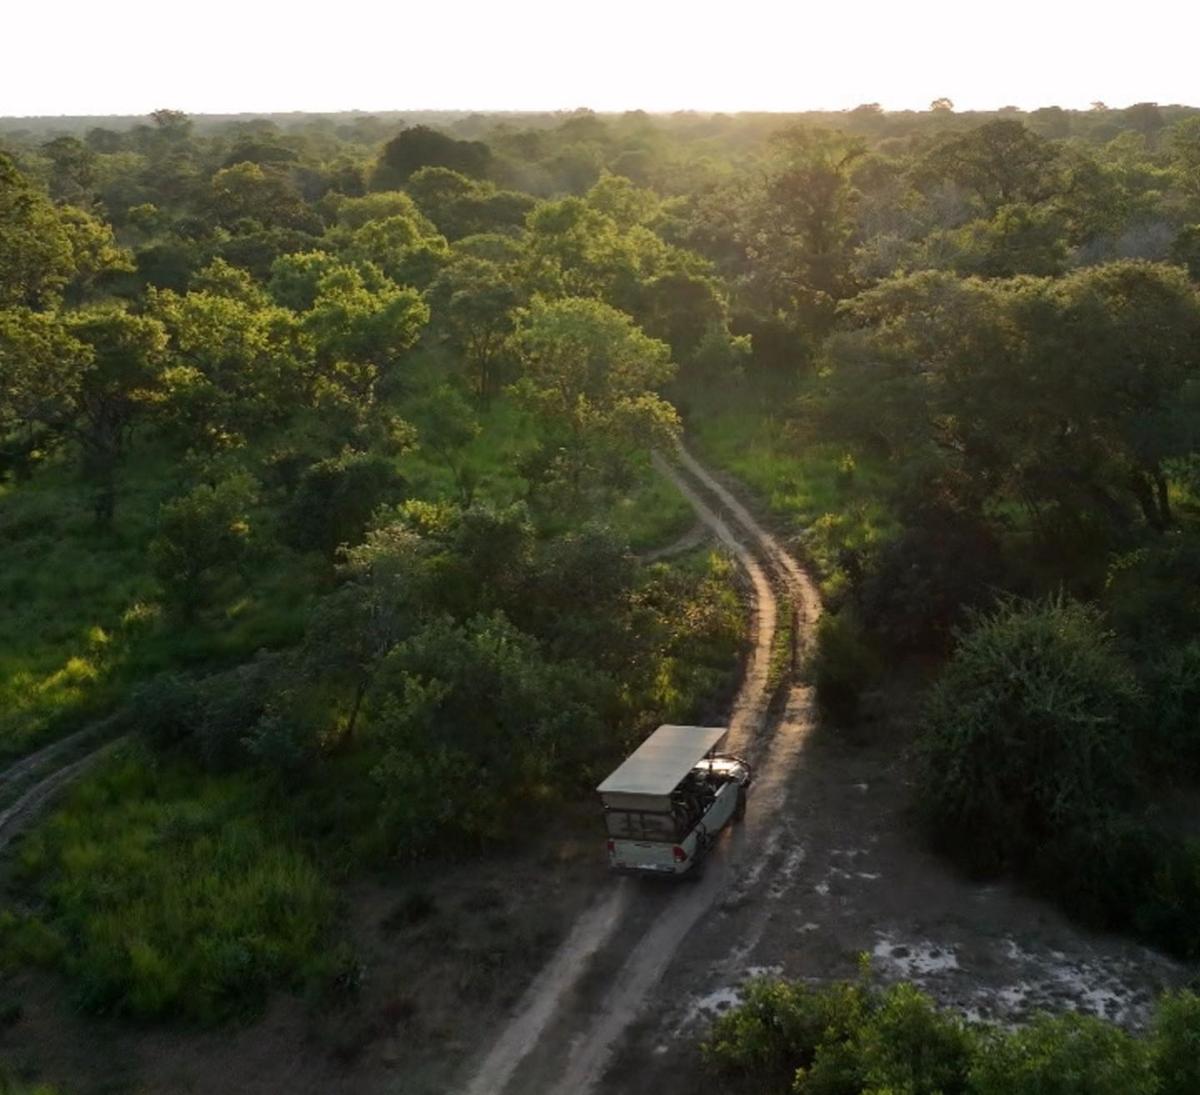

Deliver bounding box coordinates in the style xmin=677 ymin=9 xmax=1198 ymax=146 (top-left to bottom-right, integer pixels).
xmin=3 ymin=0 xmax=1198 ymax=117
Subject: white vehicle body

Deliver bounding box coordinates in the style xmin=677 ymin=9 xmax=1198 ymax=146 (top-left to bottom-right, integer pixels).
xmin=597 ymin=725 xmax=752 ymax=877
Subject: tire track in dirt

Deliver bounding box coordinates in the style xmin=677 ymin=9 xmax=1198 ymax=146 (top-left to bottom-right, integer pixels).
xmin=0 ymin=717 xmax=118 ymax=801
xmin=459 ymin=444 xmax=821 ymax=1095
xmin=0 ymin=724 xmax=127 ymax=854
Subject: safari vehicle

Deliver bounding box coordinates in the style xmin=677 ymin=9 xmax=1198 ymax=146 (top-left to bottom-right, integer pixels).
xmin=597 ymin=724 xmax=752 ymax=876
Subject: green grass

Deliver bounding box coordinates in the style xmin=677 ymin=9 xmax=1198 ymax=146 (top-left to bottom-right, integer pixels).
xmin=0 ymin=458 xmax=163 ymax=757
xmin=605 ymin=454 xmax=694 ymax=551
xmin=685 ymin=381 xmax=897 ymax=591
xmin=398 ymin=394 xmax=539 ymax=508
xmin=5 ymin=741 xmax=334 ymax=1023
xmin=0 ymin=448 xmax=322 ymax=759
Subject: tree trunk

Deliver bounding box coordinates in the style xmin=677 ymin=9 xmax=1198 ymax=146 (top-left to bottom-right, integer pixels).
xmin=1154 ymin=469 xmax=1173 ymax=529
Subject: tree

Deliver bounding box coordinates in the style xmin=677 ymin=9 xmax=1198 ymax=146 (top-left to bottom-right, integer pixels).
xmin=151 ymin=270 xmax=306 ymax=447
xmin=1029 ymin=105 xmax=1071 ymax=139
xmin=344 ymin=213 xmax=449 ymax=288
xmin=404 ymin=166 xmax=534 ymax=240
xmin=206 ymin=162 xmax=319 ymax=232
xmin=150 ymin=474 xmax=257 ymax=617
xmin=410 ymin=386 xmax=483 ymax=501
xmin=0 ymin=304 xmax=166 ymax=520
xmin=1169 ymin=117 xmax=1200 ymax=205
xmin=374 ymin=126 xmax=492 ymax=188
xmin=41 ymin=136 xmax=97 ymax=203
xmin=300 ymin=264 xmax=430 ymax=393
xmin=285 ymin=449 xmax=406 ymax=556
xmin=65 ymin=305 xmax=169 ymax=523
xmin=0 ymin=153 xmax=128 ymax=308
xmin=742 ymin=125 xmax=866 ymax=324
xmin=429 ymin=256 xmax=521 ymax=398
xmin=1124 ymin=102 xmax=1165 ymax=143
xmin=370 ymin=612 xmax=606 ymax=855
xmin=1152 ymin=990 xmax=1200 ymax=1095
xmin=918 ymin=120 xmax=1060 ymax=211
xmin=1017 ymin=261 xmax=1200 ymax=531
xmin=513 ymin=296 xmax=679 ymax=459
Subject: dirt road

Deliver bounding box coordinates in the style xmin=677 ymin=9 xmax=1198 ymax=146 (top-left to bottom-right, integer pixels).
xmin=460 ymin=444 xmax=1192 ymax=1095
xmin=459 ymin=444 xmax=823 ymax=1095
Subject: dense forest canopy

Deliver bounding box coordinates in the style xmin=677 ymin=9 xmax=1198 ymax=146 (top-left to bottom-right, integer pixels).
xmin=2 ymin=99 xmax=1200 ymax=1091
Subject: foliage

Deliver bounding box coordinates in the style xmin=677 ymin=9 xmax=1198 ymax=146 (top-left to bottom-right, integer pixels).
xmin=809 ymin=609 xmax=880 ymax=724
xmin=969 ymin=1012 xmax=1155 ymax=1095
xmin=916 ymin=596 xmax=1140 ymax=876
xmin=703 ymin=975 xmax=1200 ymax=1095
xmin=150 ymin=473 xmax=258 ymax=617
xmin=703 ymin=975 xmax=975 ymax=1095
xmin=284 ymin=448 xmax=405 ymax=555
xmin=1152 ymin=990 xmax=1200 ymax=1095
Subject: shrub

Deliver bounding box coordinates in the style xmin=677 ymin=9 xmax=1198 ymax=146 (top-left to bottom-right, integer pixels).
xmin=822 ymin=982 xmax=975 ymax=1095
xmin=809 ymin=609 xmax=880 ymax=725
xmin=969 ymin=1012 xmax=1155 ymax=1095
xmin=703 ymin=977 xmax=868 ymax=1091
xmin=916 ymin=596 xmax=1140 ymax=875
xmin=150 ymin=473 xmax=257 ymax=617
xmin=1139 ymin=642 xmax=1200 ymax=781
xmin=1152 ymin=989 xmax=1200 ymax=1095
xmin=705 ymin=977 xmax=974 ymax=1095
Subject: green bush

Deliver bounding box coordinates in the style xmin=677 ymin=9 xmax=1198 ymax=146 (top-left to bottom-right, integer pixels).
xmin=969 ymin=1012 xmax=1155 ymax=1095
xmin=703 ymin=977 xmax=868 ymax=1090
xmin=704 ymin=976 xmax=1198 ymax=1095
xmin=916 ymin=595 xmax=1140 ymax=875
xmin=1152 ymin=989 xmax=1200 ymax=1095
xmin=705 ymin=977 xmax=974 ymax=1095
xmin=816 ymin=982 xmax=975 ymax=1095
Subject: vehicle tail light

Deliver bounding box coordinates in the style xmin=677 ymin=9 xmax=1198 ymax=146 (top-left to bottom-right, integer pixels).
xmin=672 ymin=846 xmax=688 ymax=863
xmin=606 ymin=839 xmax=615 ymax=855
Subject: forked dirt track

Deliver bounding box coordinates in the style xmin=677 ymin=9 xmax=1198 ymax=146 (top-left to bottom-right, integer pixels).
xmin=459 ymin=443 xmax=823 ymax=1095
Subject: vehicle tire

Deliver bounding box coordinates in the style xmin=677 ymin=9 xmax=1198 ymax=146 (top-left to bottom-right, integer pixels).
xmin=734 ymin=785 xmax=747 ymax=821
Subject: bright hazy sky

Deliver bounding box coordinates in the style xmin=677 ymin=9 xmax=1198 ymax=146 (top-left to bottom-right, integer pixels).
xmin=5 ymin=0 xmax=1198 ymax=117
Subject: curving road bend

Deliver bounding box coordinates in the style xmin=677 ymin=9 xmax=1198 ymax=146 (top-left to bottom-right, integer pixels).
xmin=460 ymin=443 xmax=821 ymax=1095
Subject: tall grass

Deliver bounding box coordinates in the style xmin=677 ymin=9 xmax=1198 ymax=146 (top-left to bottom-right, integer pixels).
xmin=685 ymin=383 xmax=896 ymax=589
xmin=7 ymin=743 xmax=333 ymax=1023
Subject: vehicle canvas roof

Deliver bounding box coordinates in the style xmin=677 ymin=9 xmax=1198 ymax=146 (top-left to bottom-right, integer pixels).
xmin=596 ymin=724 xmax=729 ymax=797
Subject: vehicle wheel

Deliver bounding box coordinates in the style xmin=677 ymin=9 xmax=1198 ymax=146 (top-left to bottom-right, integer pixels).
xmin=734 ymin=785 xmax=747 ymax=821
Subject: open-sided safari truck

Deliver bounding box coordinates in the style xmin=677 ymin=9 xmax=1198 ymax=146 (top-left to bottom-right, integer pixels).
xmin=597 ymin=724 xmax=752 ymax=876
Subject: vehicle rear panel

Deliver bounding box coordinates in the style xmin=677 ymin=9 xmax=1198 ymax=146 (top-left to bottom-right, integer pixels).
xmin=608 ymin=828 xmax=700 ymax=875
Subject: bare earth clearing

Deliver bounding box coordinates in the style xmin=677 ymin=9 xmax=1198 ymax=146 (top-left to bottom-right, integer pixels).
xmin=1 ymin=447 xmax=1193 ymax=1095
